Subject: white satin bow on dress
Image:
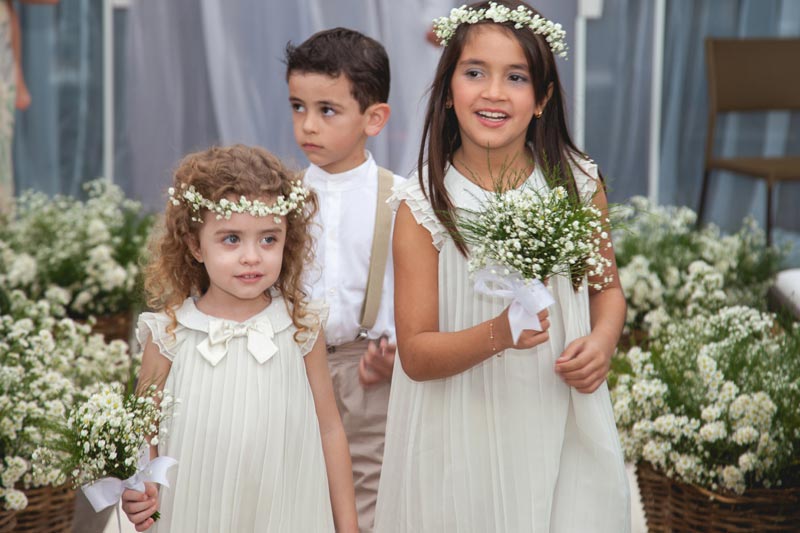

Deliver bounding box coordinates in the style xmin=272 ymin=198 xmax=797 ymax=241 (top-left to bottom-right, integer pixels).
xmin=197 ymin=317 xmax=277 ymax=366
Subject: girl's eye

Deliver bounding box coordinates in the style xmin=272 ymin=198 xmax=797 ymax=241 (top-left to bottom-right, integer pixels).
xmin=465 ymin=69 xmax=482 ymax=79
xmin=291 ymin=103 xmax=305 ymax=113
xmin=261 ymin=235 xmax=277 ymax=245
xmin=509 ymin=73 xmax=529 ymax=83
xmin=222 ymin=235 xmax=239 ymax=245
xmin=321 ymin=106 xmax=336 ymax=117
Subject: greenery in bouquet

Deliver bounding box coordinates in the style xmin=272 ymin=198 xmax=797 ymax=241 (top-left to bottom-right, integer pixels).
xmin=0 ymin=179 xmax=154 ymax=318
xmin=456 ymin=174 xmax=612 ymax=289
xmin=613 ymin=196 xmax=784 ymax=333
xmin=610 ymin=305 xmax=800 ymax=494
xmin=0 ymin=290 xmax=135 ymax=511
xmin=33 ymin=383 xmax=174 ymax=522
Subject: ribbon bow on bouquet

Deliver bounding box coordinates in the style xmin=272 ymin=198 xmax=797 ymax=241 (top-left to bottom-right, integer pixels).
xmin=82 ymin=447 xmax=177 ymax=531
xmin=82 ymin=453 xmax=177 ymax=513
xmin=198 ymin=317 xmax=277 ymax=366
xmin=474 ymin=267 xmax=555 ymax=343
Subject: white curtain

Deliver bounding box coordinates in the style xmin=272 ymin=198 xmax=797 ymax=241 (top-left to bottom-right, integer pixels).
xmin=125 ymin=1 xmax=454 ymax=210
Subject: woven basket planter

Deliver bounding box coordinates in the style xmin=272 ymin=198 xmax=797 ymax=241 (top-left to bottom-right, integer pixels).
xmin=14 ymin=484 xmax=76 ymax=533
xmin=636 ymin=462 xmax=800 ymax=532
xmin=0 ymin=510 xmax=16 ymax=533
xmin=77 ymin=311 xmax=134 ymax=342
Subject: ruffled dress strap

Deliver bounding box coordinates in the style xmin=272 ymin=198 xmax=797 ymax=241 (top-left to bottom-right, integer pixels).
xmin=136 ymin=311 xmax=185 ymax=362
xmin=388 ymin=174 xmax=448 ymax=251
xmin=569 ymin=156 xmax=601 ymax=202
xmin=295 ymin=299 xmax=330 ymax=356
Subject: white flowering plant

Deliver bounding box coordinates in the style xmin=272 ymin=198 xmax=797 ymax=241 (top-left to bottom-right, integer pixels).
xmin=33 ymin=383 xmax=174 ymax=520
xmin=457 ymin=182 xmax=612 ymax=290
xmin=610 ymin=306 xmax=800 ymax=494
xmin=0 ymin=290 xmax=134 ymax=511
xmin=613 ymin=196 xmax=784 ymax=333
xmin=0 ymin=179 xmax=154 ymax=318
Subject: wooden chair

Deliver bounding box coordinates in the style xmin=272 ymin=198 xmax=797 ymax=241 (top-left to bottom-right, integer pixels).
xmin=697 ymin=38 xmax=800 ymax=244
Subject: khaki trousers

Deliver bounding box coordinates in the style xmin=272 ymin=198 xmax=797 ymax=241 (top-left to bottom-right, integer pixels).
xmin=327 ymin=340 xmax=390 ymax=533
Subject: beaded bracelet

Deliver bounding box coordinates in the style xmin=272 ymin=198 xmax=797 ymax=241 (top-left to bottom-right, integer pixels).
xmin=489 ymin=320 xmax=498 ymax=354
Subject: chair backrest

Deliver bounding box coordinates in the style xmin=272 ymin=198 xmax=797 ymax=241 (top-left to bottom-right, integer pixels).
xmin=706 ymin=38 xmax=800 ymax=113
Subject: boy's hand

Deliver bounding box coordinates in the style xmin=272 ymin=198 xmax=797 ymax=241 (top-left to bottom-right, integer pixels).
xmin=555 ymin=333 xmax=614 ymax=393
xmin=358 ymin=337 xmax=395 ymax=386
xmin=121 ymin=482 xmax=159 ymax=532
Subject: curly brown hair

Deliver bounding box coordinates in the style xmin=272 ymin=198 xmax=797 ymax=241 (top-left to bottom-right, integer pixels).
xmin=144 ymin=144 xmax=318 ymax=340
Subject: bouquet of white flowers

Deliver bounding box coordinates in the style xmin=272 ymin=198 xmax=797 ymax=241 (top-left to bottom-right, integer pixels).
xmin=0 ymin=290 xmax=133 ymax=512
xmin=456 ymin=181 xmax=612 ymax=340
xmin=34 ymin=383 xmax=176 ymax=521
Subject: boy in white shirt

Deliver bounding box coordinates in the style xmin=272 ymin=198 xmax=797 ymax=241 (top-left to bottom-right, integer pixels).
xmin=285 ymin=28 xmax=403 ymax=533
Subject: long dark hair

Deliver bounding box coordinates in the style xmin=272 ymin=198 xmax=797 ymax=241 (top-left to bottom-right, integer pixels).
xmin=420 ymin=0 xmax=591 ymax=255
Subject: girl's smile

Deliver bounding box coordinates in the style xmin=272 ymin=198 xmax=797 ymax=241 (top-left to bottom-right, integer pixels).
xmin=450 ymin=25 xmax=544 ymax=169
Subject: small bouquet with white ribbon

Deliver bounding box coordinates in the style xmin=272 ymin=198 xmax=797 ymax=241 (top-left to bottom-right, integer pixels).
xmin=458 ymin=183 xmax=612 ymax=342
xmin=34 ymin=383 xmax=176 ymax=529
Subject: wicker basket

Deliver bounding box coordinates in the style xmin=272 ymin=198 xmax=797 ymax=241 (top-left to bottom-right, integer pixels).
xmin=13 ymin=484 xmax=76 ymax=533
xmin=0 ymin=510 xmax=16 ymax=533
xmin=636 ymin=462 xmax=800 ymax=532
xmin=80 ymin=311 xmax=134 ymax=342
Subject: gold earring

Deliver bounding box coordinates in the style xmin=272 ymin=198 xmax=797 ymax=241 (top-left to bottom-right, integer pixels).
xmin=445 ymin=101 xmax=453 ymax=109
xmin=535 ymin=110 xmax=543 ymax=119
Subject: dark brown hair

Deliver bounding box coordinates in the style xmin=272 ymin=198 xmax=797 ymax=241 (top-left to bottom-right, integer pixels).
xmin=285 ymin=27 xmax=390 ymax=112
xmin=421 ymin=0 xmax=593 ymax=255
xmin=144 ymin=144 xmax=318 ymax=339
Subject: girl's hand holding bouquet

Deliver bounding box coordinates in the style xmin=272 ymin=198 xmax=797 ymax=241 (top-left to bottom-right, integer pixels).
xmin=457 ymin=182 xmax=612 ymax=344
xmin=34 ymin=383 xmax=176 ymax=531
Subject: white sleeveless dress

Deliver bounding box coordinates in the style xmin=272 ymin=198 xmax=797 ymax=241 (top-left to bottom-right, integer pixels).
xmin=374 ymin=162 xmax=630 ymax=532
xmin=137 ymin=296 xmax=335 ymax=533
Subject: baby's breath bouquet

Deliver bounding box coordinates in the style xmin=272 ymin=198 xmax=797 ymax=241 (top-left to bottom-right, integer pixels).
xmin=0 ymin=179 xmax=154 ymax=318
xmin=456 ymin=178 xmax=612 ymax=341
xmin=0 ymin=290 xmax=133 ymax=512
xmin=610 ymin=306 xmax=800 ymax=494
xmin=33 ymin=383 xmax=176 ymax=519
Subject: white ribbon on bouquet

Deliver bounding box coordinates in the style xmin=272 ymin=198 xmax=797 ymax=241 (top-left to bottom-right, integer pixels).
xmin=473 ymin=267 xmax=555 ymax=343
xmin=82 ymin=448 xmax=177 ymax=531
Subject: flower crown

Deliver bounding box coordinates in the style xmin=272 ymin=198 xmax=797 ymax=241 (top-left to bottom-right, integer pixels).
xmin=168 ymin=181 xmax=310 ymax=223
xmin=433 ymin=2 xmax=568 ymax=58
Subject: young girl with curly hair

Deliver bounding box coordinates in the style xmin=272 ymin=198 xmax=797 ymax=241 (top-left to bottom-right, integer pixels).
xmin=120 ymin=144 xmax=357 ymax=532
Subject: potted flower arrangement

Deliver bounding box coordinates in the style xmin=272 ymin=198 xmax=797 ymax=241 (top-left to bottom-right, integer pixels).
xmin=0 ymin=179 xmax=154 ymax=340
xmin=611 ymin=306 xmax=800 ymax=530
xmin=609 ymin=197 xmax=798 ymax=530
xmin=0 ymin=289 xmax=134 ymax=532
xmin=613 ymin=196 xmax=783 ymax=339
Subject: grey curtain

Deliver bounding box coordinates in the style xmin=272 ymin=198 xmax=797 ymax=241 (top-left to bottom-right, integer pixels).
xmin=124 ymin=0 xmax=454 ymax=211
xmin=586 ymin=0 xmax=800 ymax=235
xmin=13 ymin=0 xmax=103 ymax=197
xmin=660 ymin=0 xmax=800 ymax=232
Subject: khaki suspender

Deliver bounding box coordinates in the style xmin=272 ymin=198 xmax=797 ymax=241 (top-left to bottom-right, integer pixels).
xmin=356 ymin=166 xmax=393 ymax=339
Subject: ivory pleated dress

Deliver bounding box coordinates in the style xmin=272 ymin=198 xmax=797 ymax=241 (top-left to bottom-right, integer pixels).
xmin=136 ymin=296 xmax=334 ymax=533
xmin=374 ymin=161 xmax=630 ymax=532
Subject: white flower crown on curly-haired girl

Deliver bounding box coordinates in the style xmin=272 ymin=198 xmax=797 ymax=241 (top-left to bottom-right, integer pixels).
xmin=433 ymin=2 xmax=568 ymax=58
xmin=168 ymin=180 xmax=310 ymax=223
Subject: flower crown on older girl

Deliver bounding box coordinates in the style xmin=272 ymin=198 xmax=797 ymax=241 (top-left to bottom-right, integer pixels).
xmin=168 ymin=181 xmax=310 ymax=223
xmin=433 ymin=2 xmax=568 ymax=58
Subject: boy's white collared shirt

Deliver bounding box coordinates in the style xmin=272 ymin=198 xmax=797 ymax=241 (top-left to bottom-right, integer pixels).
xmin=304 ymin=151 xmax=404 ymax=346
